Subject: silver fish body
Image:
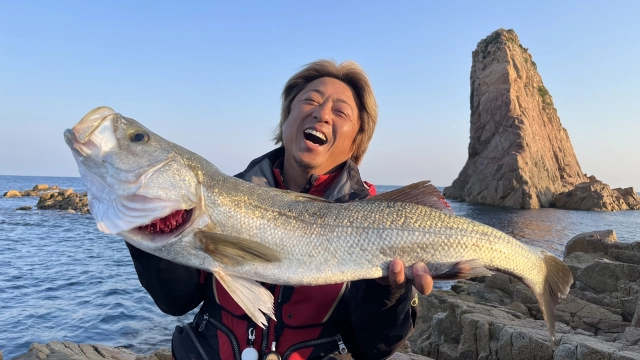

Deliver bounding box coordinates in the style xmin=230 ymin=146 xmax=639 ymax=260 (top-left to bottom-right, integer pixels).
xmin=64 ymin=107 xmax=573 ymax=346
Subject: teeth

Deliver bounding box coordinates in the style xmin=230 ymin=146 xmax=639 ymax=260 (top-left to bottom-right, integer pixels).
xmin=304 ymin=129 xmax=327 ymax=142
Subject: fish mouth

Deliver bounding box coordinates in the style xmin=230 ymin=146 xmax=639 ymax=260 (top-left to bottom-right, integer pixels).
xmin=136 ymin=208 xmax=195 ymax=234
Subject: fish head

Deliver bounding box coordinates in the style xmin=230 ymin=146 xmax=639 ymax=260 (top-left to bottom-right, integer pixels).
xmin=64 ymin=106 xmax=204 ymax=247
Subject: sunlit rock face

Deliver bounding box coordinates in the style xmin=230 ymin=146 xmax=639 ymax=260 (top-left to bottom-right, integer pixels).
xmin=443 ymin=28 xmax=587 ymax=209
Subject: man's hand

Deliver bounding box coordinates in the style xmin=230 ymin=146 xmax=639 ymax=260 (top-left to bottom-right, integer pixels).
xmin=376 ymin=259 xmax=433 ymax=295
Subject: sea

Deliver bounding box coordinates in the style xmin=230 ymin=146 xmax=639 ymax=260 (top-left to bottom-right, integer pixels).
xmin=1 ymin=175 xmax=639 ymax=359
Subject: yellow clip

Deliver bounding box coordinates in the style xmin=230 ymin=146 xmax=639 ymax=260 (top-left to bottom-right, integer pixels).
xmin=411 ymin=293 xmax=419 ymax=307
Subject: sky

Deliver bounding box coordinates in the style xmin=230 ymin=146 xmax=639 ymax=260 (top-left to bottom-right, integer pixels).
xmin=1 ymin=1 xmax=638 ymax=188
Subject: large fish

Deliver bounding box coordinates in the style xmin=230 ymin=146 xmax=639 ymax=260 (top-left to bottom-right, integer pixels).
xmin=64 ymin=106 xmax=573 ymax=345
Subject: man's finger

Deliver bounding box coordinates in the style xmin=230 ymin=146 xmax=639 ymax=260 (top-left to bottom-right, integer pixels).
xmin=388 ymin=259 xmax=406 ymax=290
xmin=412 ymin=262 xmax=433 ymax=295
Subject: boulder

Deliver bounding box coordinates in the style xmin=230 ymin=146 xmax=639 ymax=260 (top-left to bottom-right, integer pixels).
xmin=564 ymin=230 xmax=618 ymax=257
xmin=4 ymin=189 xmax=21 ymax=197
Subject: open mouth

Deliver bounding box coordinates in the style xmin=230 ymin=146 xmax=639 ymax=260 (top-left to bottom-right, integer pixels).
xmin=303 ymin=129 xmax=328 ymax=146
xmin=137 ymin=208 xmax=194 ymax=234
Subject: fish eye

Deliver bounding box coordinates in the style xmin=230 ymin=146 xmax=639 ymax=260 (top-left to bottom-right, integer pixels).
xmin=130 ymin=131 xmax=149 ymax=143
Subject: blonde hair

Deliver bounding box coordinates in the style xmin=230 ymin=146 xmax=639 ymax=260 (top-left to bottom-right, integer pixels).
xmin=273 ymin=59 xmax=378 ymax=165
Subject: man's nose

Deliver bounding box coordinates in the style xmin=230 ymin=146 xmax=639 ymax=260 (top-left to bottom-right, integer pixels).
xmin=313 ymin=102 xmax=332 ymax=124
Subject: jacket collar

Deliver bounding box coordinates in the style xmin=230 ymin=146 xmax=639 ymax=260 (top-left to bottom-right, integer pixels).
xmin=234 ymin=147 xmax=371 ymax=203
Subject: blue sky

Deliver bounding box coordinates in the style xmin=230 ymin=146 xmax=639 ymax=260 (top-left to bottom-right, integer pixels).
xmin=1 ymin=1 xmax=638 ymax=188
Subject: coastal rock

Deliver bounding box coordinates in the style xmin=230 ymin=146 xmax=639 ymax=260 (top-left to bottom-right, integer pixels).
xmin=615 ymin=187 xmax=640 ymax=210
xmin=36 ymin=189 xmax=90 ymax=214
xmin=443 ymin=29 xmax=639 ymax=211
xmin=3 ymin=185 xmax=68 ymax=197
xmin=408 ymin=230 xmax=640 ymax=359
xmin=555 ymin=180 xmax=630 ymax=211
xmin=14 ymin=342 xmax=138 ymax=360
xmin=4 ymin=189 xmax=21 ymax=197
xmin=564 ymin=230 xmax=618 ymax=257
xmin=443 ymin=28 xmax=587 ymax=209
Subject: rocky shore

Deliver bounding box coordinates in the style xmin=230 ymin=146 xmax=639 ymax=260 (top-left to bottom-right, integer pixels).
xmin=3 ymin=184 xmax=90 ymax=214
xmin=12 ymin=341 xmax=433 ymax=360
xmin=406 ymin=230 xmax=640 ymax=359
xmin=12 ymin=230 xmax=640 ymax=359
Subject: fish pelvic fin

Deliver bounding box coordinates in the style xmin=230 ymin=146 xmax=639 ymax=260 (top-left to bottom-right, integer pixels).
xmin=425 ymin=259 xmax=493 ymax=280
xmin=366 ymin=181 xmax=453 ymax=214
xmin=532 ymin=250 xmax=574 ymax=349
xmin=196 ymin=231 xmax=282 ymax=267
xmin=213 ymin=270 xmax=275 ymax=328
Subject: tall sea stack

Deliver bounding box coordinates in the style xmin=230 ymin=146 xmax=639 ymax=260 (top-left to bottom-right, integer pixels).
xmin=443 ymin=29 xmax=587 ymax=209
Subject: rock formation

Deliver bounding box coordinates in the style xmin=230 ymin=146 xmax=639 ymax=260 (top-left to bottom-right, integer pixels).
xmin=36 ymin=189 xmax=90 ymax=214
xmin=443 ymin=28 xmax=587 ymax=209
xmin=3 ymin=184 xmax=61 ymax=197
xmin=1 ymin=184 xmax=90 ymax=213
xmin=408 ymin=230 xmax=640 ymax=359
xmin=555 ymin=177 xmax=640 ymax=211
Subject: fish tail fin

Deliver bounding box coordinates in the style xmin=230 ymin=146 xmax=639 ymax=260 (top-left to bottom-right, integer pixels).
xmin=528 ymin=250 xmax=573 ymax=349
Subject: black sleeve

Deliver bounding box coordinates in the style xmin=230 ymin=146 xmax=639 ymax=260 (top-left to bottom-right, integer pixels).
xmin=347 ymin=279 xmax=415 ymax=359
xmin=126 ymin=242 xmax=204 ymax=316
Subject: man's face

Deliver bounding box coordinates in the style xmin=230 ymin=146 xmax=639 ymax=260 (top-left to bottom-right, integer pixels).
xmin=281 ymin=77 xmax=360 ymax=174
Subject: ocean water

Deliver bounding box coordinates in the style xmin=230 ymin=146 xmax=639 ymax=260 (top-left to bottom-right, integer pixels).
xmin=1 ymin=176 xmax=639 ymax=359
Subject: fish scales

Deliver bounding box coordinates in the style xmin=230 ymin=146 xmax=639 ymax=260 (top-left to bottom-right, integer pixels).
xmin=64 ymin=107 xmax=572 ymax=346
xmin=204 ymin=176 xmax=545 ymax=288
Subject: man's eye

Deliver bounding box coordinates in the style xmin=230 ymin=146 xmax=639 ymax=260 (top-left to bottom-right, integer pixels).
xmin=130 ymin=131 xmax=150 ymax=143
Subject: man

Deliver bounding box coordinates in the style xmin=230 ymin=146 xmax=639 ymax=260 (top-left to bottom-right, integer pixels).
xmin=127 ymin=59 xmax=433 ymax=360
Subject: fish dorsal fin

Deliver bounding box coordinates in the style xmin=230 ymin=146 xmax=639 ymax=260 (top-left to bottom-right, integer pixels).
xmin=213 ymin=270 xmax=275 ymax=328
xmin=196 ymin=231 xmax=282 ymax=267
xmin=272 ymin=188 xmax=332 ymax=203
xmin=366 ymin=181 xmax=453 ymax=214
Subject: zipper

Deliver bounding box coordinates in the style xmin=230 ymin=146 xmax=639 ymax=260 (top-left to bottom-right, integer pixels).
xmin=260 ymin=284 xmax=278 ymax=356
xmin=184 ymin=323 xmax=211 ymax=360
xmin=281 ymin=334 xmax=347 ymax=360
xmin=197 ymin=312 xmax=242 ymax=360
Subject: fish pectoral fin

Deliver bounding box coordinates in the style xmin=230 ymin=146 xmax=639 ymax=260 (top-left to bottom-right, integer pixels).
xmin=213 ymin=270 xmax=275 ymax=328
xmin=196 ymin=231 xmax=282 ymax=267
xmin=365 ymin=181 xmax=454 ymax=214
xmin=429 ymin=259 xmax=493 ymax=280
